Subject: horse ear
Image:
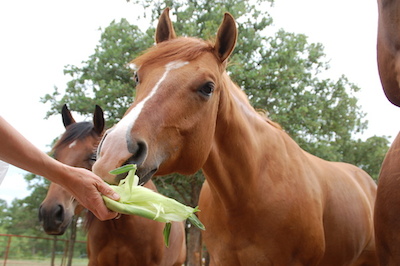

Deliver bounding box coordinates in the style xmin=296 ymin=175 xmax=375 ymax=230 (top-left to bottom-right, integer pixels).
xmin=61 ymin=104 xmax=76 ymax=128
xmin=155 ymin=7 xmax=177 ymax=43
xmin=214 ymin=13 xmax=237 ymax=63
xmin=93 ymin=105 xmax=105 ymax=135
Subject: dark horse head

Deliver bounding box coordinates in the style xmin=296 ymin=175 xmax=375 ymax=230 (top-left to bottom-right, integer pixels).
xmin=38 ymin=104 xmax=104 ymax=235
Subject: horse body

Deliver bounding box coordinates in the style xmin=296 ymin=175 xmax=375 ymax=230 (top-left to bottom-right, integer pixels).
xmin=374 ymin=0 xmax=400 ymax=265
xmin=93 ymin=9 xmax=377 ymax=265
xmin=374 ymin=132 xmax=400 ymax=265
xmin=199 ymin=78 xmax=376 ymax=265
xmin=39 ymin=105 xmax=186 ymax=266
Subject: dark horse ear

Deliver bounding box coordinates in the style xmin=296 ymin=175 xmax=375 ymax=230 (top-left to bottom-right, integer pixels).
xmin=214 ymin=13 xmax=237 ymax=63
xmin=155 ymin=7 xmax=177 ymax=43
xmin=61 ymin=104 xmax=76 ymax=128
xmin=93 ymin=105 xmax=105 ymax=135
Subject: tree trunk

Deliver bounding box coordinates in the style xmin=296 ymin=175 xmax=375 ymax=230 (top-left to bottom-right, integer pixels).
xmin=186 ymin=174 xmax=204 ymax=266
xmin=186 ymin=227 xmax=203 ymax=266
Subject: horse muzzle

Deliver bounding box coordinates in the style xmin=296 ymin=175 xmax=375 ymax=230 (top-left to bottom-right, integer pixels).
xmin=38 ymin=204 xmax=72 ymax=235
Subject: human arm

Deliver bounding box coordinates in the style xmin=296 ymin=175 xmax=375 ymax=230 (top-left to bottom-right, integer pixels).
xmin=0 ymin=116 xmax=120 ymax=220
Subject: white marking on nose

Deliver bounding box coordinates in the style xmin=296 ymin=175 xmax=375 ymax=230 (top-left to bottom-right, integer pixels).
xmin=97 ymin=60 xmax=189 ymax=159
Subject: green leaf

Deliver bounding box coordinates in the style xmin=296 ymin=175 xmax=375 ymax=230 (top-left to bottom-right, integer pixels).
xmin=109 ymin=164 xmax=137 ymax=175
xmin=163 ymin=222 xmax=172 ymax=247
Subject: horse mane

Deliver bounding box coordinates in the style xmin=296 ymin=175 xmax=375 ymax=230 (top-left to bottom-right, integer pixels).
xmin=255 ymin=109 xmax=283 ymax=130
xmin=132 ymin=37 xmax=216 ymax=68
xmin=52 ymin=122 xmax=98 ymax=156
xmin=84 ymin=211 xmax=95 ymax=232
xmin=225 ymin=73 xmax=284 ymax=131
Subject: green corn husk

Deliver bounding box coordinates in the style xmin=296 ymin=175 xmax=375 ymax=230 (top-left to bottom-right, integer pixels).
xmin=102 ymin=164 xmax=205 ymax=246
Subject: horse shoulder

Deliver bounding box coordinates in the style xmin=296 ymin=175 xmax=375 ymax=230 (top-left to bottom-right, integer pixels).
xmin=308 ymin=157 xmax=377 ymax=264
xmin=374 ymin=132 xmax=400 ymax=263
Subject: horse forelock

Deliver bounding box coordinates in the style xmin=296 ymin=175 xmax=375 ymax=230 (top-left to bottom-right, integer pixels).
xmin=52 ymin=122 xmax=98 ymax=154
xmin=132 ymin=37 xmax=216 ymax=68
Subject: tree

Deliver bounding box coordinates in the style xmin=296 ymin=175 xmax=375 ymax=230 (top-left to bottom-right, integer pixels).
xmin=2 ymin=173 xmax=48 ymax=236
xmin=41 ymin=19 xmax=154 ymax=127
xmin=0 ymin=199 xmax=10 ymax=231
xmin=342 ymin=136 xmax=390 ymax=180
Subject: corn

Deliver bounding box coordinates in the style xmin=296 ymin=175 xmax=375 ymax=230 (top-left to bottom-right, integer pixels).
xmin=102 ymin=164 xmax=205 ymax=246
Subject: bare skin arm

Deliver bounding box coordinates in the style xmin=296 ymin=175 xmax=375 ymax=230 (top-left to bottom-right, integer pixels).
xmin=0 ymin=116 xmax=120 ymax=221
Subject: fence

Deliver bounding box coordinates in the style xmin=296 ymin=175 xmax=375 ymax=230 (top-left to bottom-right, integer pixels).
xmin=0 ymin=234 xmax=87 ymax=266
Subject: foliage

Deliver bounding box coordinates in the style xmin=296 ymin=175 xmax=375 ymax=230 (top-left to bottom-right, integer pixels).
xmin=3 ymin=184 xmax=46 ymax=236
xmin=41 ymin=19 xmax=154 ymax=127
xmin=342 ymin=136 xmax=390 ymax=180
xmin=0 ymin=173 xmax=87 ymax=257
xmin=154 ymin=171 xmax=205 ymax=207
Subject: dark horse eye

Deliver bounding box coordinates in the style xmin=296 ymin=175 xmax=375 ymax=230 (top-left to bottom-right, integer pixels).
xmin=89 ymin=153 xmax=97 ymax=162
xmin=134 ymin=72 xmax=140 ymax=84
xmin=198 ymin=82 xmax=215 ymax=98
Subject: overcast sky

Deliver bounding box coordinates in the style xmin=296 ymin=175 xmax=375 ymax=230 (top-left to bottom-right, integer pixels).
xmin=1 ymin=0 xmax=398 ymax=203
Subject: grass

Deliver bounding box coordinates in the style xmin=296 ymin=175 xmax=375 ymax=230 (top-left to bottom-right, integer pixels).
xmin=2 ymin=258 xmax=88 ymax=265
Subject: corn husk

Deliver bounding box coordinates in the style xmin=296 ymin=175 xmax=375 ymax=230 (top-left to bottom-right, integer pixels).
xmin=102 ymin=164 xmax=205 ymax=246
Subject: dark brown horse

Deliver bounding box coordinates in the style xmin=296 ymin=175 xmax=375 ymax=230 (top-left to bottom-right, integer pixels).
xmin=374 ymin=0 xmax=400 ymax=265
xmin=93 ymin=8 xmax=378 ymax=265
xmin=39 ymin=104 xmax=186 ymax=266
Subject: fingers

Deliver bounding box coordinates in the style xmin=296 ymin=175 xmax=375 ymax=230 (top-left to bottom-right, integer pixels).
xmin=95 ymin=209 xmax=120 ymax=221
xmin=97 ymin=182 xmax=120 ymax=201
xmin=88 ymin=183 xmax=120 ymax=220
xmin=66 ymin=167 xmax=121 ymax=221
xmin=88 ymin=197 xmax=120 ymax=221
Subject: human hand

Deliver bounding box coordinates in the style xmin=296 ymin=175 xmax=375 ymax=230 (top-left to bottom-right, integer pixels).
xmin=60 ymin=165 xmax=121 ymax=220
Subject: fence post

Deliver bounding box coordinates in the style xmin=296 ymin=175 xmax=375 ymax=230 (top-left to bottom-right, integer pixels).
xmin=67 ymin=216 xmax=78 ymax=266
xmin=51 ymin=236 xmax=57 ymax=266
xmin=3 ymin=235 xmax=12 ymax=266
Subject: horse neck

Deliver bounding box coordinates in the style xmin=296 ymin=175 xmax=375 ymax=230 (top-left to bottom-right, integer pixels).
xmin=202 ymin=75 xmax=302 ymax=205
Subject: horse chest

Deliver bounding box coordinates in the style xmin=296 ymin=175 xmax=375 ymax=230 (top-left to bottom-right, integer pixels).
xmin=199 ymin=185 xmax=326 ymax=265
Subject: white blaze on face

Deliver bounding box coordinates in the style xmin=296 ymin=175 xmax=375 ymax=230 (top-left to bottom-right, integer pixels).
xmin=97 ymin=60 xmax=189 ymax=160
xmin=68 ymin=140 xmax=77 ymax=149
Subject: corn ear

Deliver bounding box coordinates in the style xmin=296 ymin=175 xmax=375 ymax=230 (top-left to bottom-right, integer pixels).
xmin=102 ymin=164 xmax=205 ymax=246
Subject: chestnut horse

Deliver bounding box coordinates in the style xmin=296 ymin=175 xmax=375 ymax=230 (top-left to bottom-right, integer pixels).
xmin=374 ymin=0 xmax=400 ymax=265
xmin=93 ymin=9 xmax=378 ymax=265
xmin=39 ymin=104 xmax=186 ymax=266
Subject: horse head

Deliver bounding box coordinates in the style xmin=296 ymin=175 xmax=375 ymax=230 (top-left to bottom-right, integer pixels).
xmin=38 ymin=104 xmax=104 ymax=235
xmin=93 ymin=8 xmax=237 ymax=185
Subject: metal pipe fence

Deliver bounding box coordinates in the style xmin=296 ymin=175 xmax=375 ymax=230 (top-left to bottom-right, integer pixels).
xmin=0 ymin=234 xmax=87 ymax=266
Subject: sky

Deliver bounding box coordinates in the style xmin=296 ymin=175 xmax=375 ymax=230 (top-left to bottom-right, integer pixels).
xmin=0 ymin=0 xmax=399 ymax=204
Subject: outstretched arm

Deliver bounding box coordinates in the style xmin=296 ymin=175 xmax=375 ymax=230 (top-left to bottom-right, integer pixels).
xmin=0 ymin=116 xmax=120 ymax=221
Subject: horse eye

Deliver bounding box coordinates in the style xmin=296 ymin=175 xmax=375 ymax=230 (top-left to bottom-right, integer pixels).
xmin=198 ymin=82 xmax=215 ymax=98
xmin=134 ymin=73 xmax=140 ymax=84
xmin=89 ymin=153 xmax=97 ymax=162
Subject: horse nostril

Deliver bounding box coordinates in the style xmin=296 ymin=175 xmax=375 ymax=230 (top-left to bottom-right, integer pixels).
xmin=54 ymin=205 xmax=65 ymax=224
xmin=127 ymin=138 xmax=148 ymax=166
xmin=38 ymin=205 xmax=43 ymax=222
